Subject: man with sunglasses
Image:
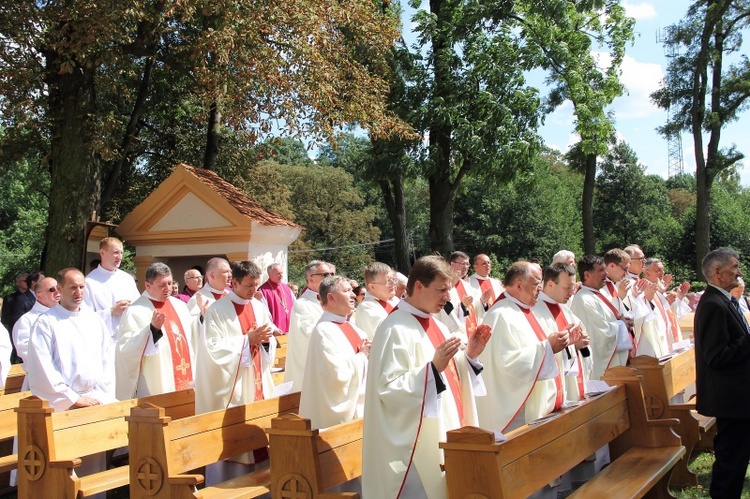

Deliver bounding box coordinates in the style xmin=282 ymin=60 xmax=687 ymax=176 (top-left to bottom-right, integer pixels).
xmin=352 ymin=262 xmax=399 ymax=340
xmin=12 ymin=277 xmax=60 ymax=366
xmin=285 ymin=260 xmax=334 ymax=391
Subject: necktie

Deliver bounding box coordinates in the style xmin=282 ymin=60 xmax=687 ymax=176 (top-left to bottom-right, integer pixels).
xmin=731 ymin=297 xmax=750 ymax=334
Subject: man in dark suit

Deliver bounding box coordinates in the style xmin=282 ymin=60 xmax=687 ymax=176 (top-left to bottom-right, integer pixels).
xmin=695 ymin=247 xmax=750 ymax=498
xmin=1 ymin=273 xmax=38 ymax=363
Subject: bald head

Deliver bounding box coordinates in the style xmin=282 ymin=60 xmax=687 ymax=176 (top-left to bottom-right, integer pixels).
xmin=35 ymin=276 xmax=60 ymax=308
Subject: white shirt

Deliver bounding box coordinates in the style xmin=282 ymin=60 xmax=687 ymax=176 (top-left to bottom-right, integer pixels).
xmin=84 ymin=265 xmax=140 ymax=339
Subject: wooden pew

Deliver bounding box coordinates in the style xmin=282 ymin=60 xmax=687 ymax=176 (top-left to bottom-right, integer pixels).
xmin=604 ymin=351 xmax=716 ymax=488
xmin=440 ymin=371 xmax=685 ymax=499
xmin=0 ymin=390 xmax=32 ymax=494
xmin=127 ymin=391 xmax=301 ymax=498
xmin=0 ymin=365 xmax=26 ymax=396
xmin=16 ymin=388 xmax=195 ymax=498
xmin=677 ymin=312 xmax=694 ymax=336
xmin=266 ymin=414 xmax=363 ymax=498
xmin=274 ymin=334 xmax=288 ymax=368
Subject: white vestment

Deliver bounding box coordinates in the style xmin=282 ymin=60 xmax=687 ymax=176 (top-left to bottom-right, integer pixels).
xmin=186 ymin=284 xmax=227 ymax=317
xmin=26 ymin=305 xmax=116 ymax=412
xmin=116 ymin=293 xmax=197 ymax=400
xmin=0 ymin=324 xmax=11 ymax=387
xmin=476 ymin=294 xmax=560 ymax=433
xmin=84 ymin=266 xmax=140 ymax=339
xmin=299 ymin=312 xmax=368 ymax=430
xmin=195 ymin=292 xmax=275 ymax=414
xmin=469 ymin=274 xmax=503 ymax=303
xmin=434 ymin=280 xmax=481 ymax=342
xmin=12 ymin=301 xmax=49 ymax=364
xmin=570 ymin=287 xmax=629 ymax=380
xmin=352 ymin=293 xmax=398 ymax=341
xmin=533 ymin=293 xmax=590 ymax=404
xmin=284 ymin=288 xmax=323 ymax=392
xmin=362 ymin=300 xmax=484 ymax=499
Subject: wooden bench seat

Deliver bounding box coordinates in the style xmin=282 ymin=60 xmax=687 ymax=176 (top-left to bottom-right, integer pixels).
xmin=0 ymin=390 xmax=32 ymax=493
xmin=266 ymin=414 xmax=363 ymax=498
xmin=127 ymin=391 xmax=301 ymax=498
xmin=440 ymin=372 xmax=685 ymax=499
xmin=16 ymin=388 xmax=195 ymax=498
xmin=604 ymin=349 xmax=716 ymax=487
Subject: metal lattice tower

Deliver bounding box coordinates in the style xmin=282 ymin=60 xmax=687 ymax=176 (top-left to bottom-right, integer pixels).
xmin=656 ymin=28 xmax=684 ymax=178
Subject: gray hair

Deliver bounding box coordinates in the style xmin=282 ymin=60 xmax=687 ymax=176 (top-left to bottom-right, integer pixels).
xmin=643 ymin=257 xmax=662 ymax=270
xmin=503 ymin=261 xmax=536 ymax=287
xmin=146 ymin=262 xmax=172 ymax=283
xmin=319 ymin=275 xmax=348 ymax=306
xmin=304 ymin=260 xmax=326 ymax=278
xmin=702 ymin=247 xmax=740 ymax=282
xmin=623 ymin=245 xmax=643 ymax=257
xmin=206 ymin=257 xmax=229 ymax=274
xmin=551 ymin=250 xmax=575 ymax=265
xmin=267 ymin=263 xmax=282 ymax=273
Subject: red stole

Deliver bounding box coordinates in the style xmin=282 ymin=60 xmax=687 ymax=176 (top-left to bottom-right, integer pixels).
xmin=520 ymin=306 xmax=564 ymax=411
xmin=232 ymin=302 xmax=264 ymax=401
xmin=149 ymin=299 xmax=192 ymax=391
xmin=211 ymin=291 xmax=225 ymax=301
xmin=478 ymin=277 xmax=497 ymax=306
xmin=592 ymin=289 xmax=622 ymax=320
xmin=414 ymin=315 xmax=465 ymax=426
xmin=335 ymin=321 xmax=363 ymax=353
xmin=377 ymin=299 xmax=394 ymax=314
xmin=455 ymin=280 xmax=478 ymax=338
xmin=544 ymin=302 xmax=584 ymax=400
xmin=653 ymin=296 xmax=679 ymax=343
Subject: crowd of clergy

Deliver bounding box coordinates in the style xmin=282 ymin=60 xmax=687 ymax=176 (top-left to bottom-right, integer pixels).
xmin=0 ymin=237 xmax=705 ymax=498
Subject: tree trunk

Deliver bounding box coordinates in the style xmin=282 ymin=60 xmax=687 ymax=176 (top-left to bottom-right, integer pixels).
xmin=43 ymin=49 xmax=100 ymax=274
xmin=379 ymin=175 xmax=411 ymax=274
xmin=203 ymin=102 xmax=221 ymax=169
xmin=582 ymin=152 xmax=597 ymax=255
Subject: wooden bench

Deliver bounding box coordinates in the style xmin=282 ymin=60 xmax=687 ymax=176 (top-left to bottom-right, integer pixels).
xmin=0 ymin=364 xmax=27 ymax=396
xmin=677 ymin=312 xmax=694 ymax=336
xmin=0 ymin=390 xmax=32 ymax=494
xmin=266 ymin=414 xmax=363 ymax=498
xmin=440 ymin=372 xmax=685 ymax=499
xmin=604 ymin=351 xmax=716 ymax=488
xmin=274 ymin=334 xmax=288 ymax=368
xmin=127 ymin=391 xmax=301 ymax=498
xmin=16 ymin=388 xmax=195 ymax=498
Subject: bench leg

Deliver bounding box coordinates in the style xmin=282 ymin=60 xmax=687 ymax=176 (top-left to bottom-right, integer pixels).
xmin=644 ymin=472 xmax=678 ymax=499
xmin=668 ymin=453 xmax=699 ymax=489
xmin=695 ymin=427 xmax=716 ymax=453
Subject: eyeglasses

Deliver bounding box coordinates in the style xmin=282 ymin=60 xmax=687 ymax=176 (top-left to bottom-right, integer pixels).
xmin=46 ymin=286 xmax=57 ymax=293
xmin=312 ymin=272 xmax=334 ymax=278
xmin=619 ymin=265 xmax=630 ymax=272
xmin=186 ymin=276 xmax=203 ymax=280
xmin=374 ymin=278 xmax=398 ymax=286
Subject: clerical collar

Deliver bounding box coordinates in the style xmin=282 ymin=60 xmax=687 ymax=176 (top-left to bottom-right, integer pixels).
xmin=538 ymin=291 xmax=556 ymax=305
xmin=145 ymin=292 xmax=165 ymax=302
xmin=605 ymin=277 xmax=620 ymax=286
xmin=321 ymin=310 xmax=349 ymax=323
xmin=473 ymin=274 xmax=490 ymax=281
xmin=97 ymin=266 xmax=118 ymax=275
xmin=54 ymin=303 xmax=81 ymax=317
xmin=504 ymin=292 xmax=531 ymax=310
xmin=301 ymin=288 xmax=319 ymax=301
xmin=32 ymin=301 xmax=50 ymax=313
xmin=582 ymin=285 xmax=604 ymax=293
xmin=227 ymin=290 xmax=251 ymax=305
xmin=203 ymin=283 xmax=227 ymax=295
xmin=709 ymin=284 xmax=733 ymax=301
xmin=626 ymin=272 xmax=640 ymax=281
xmin=399 ymin=298 xmax=430 ymax=318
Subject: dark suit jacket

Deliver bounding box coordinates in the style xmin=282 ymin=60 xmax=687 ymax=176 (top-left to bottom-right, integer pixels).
xmin=694 ymin=285 xmax=750 ymax=418
xmin=1 ymin=290 xmax=35 ymax=332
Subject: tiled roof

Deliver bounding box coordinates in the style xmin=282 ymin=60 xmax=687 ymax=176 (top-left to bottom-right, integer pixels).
xmin=180 ymin=164 xmax=301 ymax=229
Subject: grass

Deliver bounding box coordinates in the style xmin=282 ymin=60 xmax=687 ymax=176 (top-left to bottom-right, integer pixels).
xmin=674 ymin=451 xmax=750 ymax=498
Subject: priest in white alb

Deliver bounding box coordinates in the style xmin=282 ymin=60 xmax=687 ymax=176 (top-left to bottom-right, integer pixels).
xmin=571 ymin=255 xmax=632 ymax=380
xmin=435 ymin=251 xmax=484 ymax=342
xmin=352 ymin=262 xmax=399 ymax=340
xmin=27 ymin=268 xmax=116 ymax=411
xmin=469 ymin=253 xmax=504 ymax=308
xmin=284 ymin=260 xmax=332 ymax=391
xmin=362 ymin=256 xmax=490 ymax=499
xmin=13 ymin=276 xmax=60 ymax=365
xmin=476 ymin=262 xmax=570 ymax=434
xmin=186 ymin=257 xmax=232 ymax=318
xmin=300 ymin=275 xmax=370 ymax=430
xmin=116 ymin=262 xmax=196 ymax=400
xmin=195 ymin=260 xmax=277 ymax=484
xmin=84 ymin=237 xmax=140 ymax=339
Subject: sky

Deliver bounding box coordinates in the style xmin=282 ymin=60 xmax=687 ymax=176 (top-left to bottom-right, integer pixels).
xmin=400 ymin=0 xmax=750 ymax=184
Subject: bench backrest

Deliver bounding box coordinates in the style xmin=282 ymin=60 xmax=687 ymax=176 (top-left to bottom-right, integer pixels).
xmin=267 ymin=414 xmax=363 ymax=497
xmin=0 ymin=391 xmax=31 ymax=442
xmin=1 ymin=365 xmax=26 ymax=396
xmin=440 ymin=373 xmax=682 ymax=498
xmin=611 ymin=349 xmax=695 ymax=418
xmin=274 ymin=335 xmax=288 ymax=368
xmin=127 ymin=391 xmax=301 ymax=498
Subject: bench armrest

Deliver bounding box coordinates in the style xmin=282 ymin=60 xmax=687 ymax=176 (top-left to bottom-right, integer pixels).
xmin=169 ymin=473 xmax=205 ymax=486
xmin=0 ymin=454 xmax=17 ymax=474
xmin=647 ymin=417 xmax=681 ymax=428
xmin=50 ymin=458 xmax=82 ymax=469
xmin=670 ymin=402 xmax=697 ymax=412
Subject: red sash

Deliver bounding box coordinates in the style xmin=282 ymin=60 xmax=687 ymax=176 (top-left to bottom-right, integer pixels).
xmin=455 ymin=280 xmax=478 ymax=338
xmin=521 ymin=306 xmax=564 ymax=411
xmin=414 ymin=315 xmax=465 ymax=426
xmin=592 ymin=289 xmax=621 ymax=320
xmin=150 ymin=299 xmax=192 ymax=391
xmin=478 ymin=277 xmax=497 ymax=306
xmin=605 ymin=280 xmax=619 ymax=299
xmin=335 ymin=322 xmax=363 ymax=353
xmin=544 ymin=302 xmax=584 ymax=400
xmin=232 ymin=302 xmax=264 ymax=401
xmin=211 ymin=291 xmax=224 ymax=301
xmin=377 ymin=299 xmax=394 ymax=314
xmin=653 ymin=296 xmax=679 ymax=343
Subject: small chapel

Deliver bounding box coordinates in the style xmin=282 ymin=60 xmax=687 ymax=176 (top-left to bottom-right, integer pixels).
xmin=116 ymin=163 xmax=302 ymax=291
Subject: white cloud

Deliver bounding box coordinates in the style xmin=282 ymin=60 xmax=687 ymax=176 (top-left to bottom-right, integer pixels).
xmin=623 ymin=1 xmax=658 ymax=20
xmin=590 ymin=51 xmax=664 ymax=119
